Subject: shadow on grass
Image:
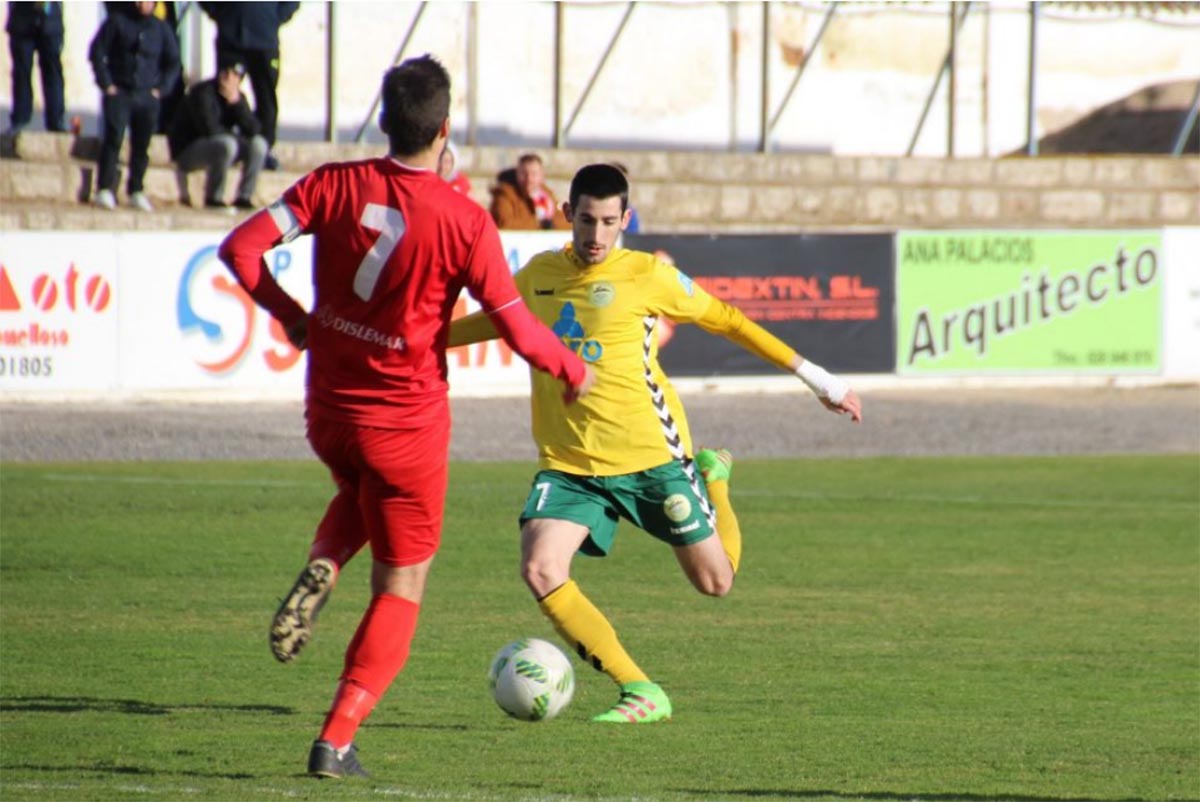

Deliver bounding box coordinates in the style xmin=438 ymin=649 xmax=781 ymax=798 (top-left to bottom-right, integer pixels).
xmin=367 ymin=721 xmax=470 ymax=731
xmin=0 ymin=695 xmax=293 ymax=716
xmin=4 ymin=762 xmax=255 ymax=780
xmin=678 ymin=789 xmax=1200 ymax=802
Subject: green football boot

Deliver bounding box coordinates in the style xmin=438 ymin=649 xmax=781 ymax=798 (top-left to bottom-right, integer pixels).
xmin=592 ymin=681 xmax=673 ymax=723
xmin=694 ymin=448 xmax=733 ymax=484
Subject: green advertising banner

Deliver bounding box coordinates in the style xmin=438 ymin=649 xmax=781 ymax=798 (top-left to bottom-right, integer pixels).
xmin=897 ymin=231 xmax=1162 ymax=374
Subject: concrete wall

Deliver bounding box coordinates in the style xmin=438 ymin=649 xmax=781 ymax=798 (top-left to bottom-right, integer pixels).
xmin=3 ymin=1 xmax=1198 ymax=156
xmin=1 ymin=131 xmax=1196 ymax=231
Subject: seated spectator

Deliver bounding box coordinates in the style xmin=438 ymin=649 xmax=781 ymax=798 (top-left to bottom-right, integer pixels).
xmin=438 ymin=140 xmax=472 ymax=196
xmin=489 ymin=152 xmax=568 ymax=230
xmin=167 ymin=56 xmax=267 ymax=210
xmin=200 ymin=1 xmax=299 ymax=171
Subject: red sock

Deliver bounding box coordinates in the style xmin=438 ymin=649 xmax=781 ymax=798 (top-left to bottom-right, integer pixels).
xmin=318 ymin=593 xmax=420 ymax=746
xmin=318 ymin=680 xmax=378 ymax=749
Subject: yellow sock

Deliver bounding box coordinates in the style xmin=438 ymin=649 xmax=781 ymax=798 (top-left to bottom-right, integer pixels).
xmin=538 ymin=580 xmax=648 ymax=685
xmin=706 ymin=479 xmax=742 ymax=573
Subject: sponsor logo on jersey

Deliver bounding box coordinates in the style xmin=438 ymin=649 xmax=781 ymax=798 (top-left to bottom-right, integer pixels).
xmin=676 ymin=271 xmax=695 ymax=296
xmin=670 ymin=520 xmax=701 ymax=535
xmin=587 ymin=281 xmax=615 ymax=307
xmin=663 ymin=493 xmax=692 ymax=522
xmin=551 ymin=302 xmax=602 ymax=362
xmin=314 ymin=304 xmax=406 ymax=351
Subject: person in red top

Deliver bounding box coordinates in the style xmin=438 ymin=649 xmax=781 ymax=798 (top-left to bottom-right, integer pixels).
xmin=218 ymin=54 xmax=593 ymax=780
xmin=437 ymin=139 xmax=472 ymax=196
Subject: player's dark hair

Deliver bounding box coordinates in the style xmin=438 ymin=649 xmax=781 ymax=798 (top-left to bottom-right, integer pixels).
xmin=568 ymin=163 xmax=628 ymax=212
xmin=379 ymin=54 xmax=450 ymax=157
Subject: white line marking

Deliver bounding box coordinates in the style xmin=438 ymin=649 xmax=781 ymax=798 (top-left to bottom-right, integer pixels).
xmin=38 ymin=473 xmax=322 ymax=489
xmin=733 ymin=488 xmax=1197 ymax=511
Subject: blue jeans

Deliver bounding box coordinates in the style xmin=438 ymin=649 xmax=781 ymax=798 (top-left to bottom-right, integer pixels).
xmin=96 ymin=89 xmax=159 ymax=195
xmin=174 ymin=133 xmax=268 ymax=203
xmin=8 ymin=25 xmax=65 ymax=131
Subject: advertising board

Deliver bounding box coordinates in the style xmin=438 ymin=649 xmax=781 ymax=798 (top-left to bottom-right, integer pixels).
xmin=0 ymin=232 xmax=120 ymax=391
xmin=624 ymin=234 xmax=896 ymax=375
xmin=896 ymin=231 xmax=1163 ymax=375
xmin=0 ymin=230 xmax=569 ymax=395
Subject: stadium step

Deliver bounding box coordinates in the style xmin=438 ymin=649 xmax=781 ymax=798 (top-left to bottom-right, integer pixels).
xmin=0 ymin=130 xmax=513 ymax=228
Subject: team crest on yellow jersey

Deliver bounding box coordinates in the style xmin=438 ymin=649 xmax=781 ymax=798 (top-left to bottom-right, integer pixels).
xmin=587 ymin=281 xmax=615 ymax=307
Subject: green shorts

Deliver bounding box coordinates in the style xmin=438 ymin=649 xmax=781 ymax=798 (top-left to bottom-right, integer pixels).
xmin=519 ymin=460 xmax=716 ymax=557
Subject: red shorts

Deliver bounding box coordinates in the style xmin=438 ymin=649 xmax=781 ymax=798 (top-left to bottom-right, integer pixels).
xmin=307 ymin=413 xmax=450 ymax=567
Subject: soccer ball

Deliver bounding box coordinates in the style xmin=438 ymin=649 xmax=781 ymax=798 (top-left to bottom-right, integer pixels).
xmin=487 ymin=637 xmax=575 ymax=722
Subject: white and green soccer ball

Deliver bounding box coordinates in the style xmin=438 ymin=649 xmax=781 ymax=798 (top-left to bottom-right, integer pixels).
xmin=488 ymin=637 xmax=575 ymax=722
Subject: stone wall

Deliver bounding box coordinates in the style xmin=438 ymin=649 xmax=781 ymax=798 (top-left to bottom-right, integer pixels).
xmin=1 ymin=132 xmax=1196 ymax=231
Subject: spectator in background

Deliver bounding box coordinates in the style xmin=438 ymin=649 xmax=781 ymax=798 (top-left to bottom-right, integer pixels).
xmin=152 ymin=1 xmax=184 ymax=134
xmin=168 ymin=55 xmax=267 ymax=211
xmin=611 ymin=161 xmax=640 ymax=234
xmin=489 ymin=152 xmax=569 ymax=230
xmin=89 ymin=1 xmax=180 ymax=212
xmin=200 ymin=1 xmax=299 ymax=170
xmin=437 ymin=140 xmax=472 ymax=196
xmin=5 ymin=1 xmax=67 ymax=135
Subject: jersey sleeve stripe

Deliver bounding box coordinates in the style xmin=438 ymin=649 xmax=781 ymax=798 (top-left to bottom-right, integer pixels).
xmin=486 ymin=296 xmax=522 ymax=315
xmin=268 ymin=198 xmax=303 ymax=243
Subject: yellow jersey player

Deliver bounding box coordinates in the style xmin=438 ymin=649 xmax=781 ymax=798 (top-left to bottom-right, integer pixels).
xmin=449 ymin=163 xmax=862 ymax=723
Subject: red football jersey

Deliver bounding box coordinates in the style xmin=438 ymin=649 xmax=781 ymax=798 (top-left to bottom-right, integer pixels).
xmin=275 ymin=157 xmax=520 ymax=428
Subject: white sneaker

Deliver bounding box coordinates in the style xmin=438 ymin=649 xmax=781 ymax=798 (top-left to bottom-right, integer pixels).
xmin=130 ymin=192 xmax=153 ymax=212
xmin=93 ymin=188 xmax=117 ymax=210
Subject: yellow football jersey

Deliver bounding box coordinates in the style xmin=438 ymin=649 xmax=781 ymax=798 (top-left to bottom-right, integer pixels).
xmin=515 ymin=245 xmax=713 ymax=476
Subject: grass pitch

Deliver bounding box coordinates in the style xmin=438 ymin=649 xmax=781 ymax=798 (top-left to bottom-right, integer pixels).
xmin=1 ymin=455 xmax=1197 ymax=802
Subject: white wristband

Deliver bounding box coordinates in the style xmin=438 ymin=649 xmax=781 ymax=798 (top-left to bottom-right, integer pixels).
xmin=795 ymin=359 xmax=849 ymax=404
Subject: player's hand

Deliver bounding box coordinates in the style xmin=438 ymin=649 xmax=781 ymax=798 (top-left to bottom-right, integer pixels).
xmin=562 ymin=364 xmax=596 ymax=403
xmin=286 ymin=317 xmax=308 ymax=351
xmin=820 ymin=388 xmax=862 ymax=423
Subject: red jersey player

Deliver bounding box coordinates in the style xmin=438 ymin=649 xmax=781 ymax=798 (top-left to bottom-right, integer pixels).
xmin=218 ymin=54 xmax=592 ymax=780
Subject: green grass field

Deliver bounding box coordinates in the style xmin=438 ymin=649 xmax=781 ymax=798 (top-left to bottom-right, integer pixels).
xmin=1 ymin=455 xmax=1197 ymax=802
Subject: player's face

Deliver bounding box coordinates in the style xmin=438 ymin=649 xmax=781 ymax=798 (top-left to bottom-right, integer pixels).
xmin=566 ymin=195 xmax=629 ymax=266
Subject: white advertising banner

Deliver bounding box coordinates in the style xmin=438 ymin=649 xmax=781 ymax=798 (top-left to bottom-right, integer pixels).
xmin=117 ymin=234 xmax=312 ymax=392
xmin=0 ymin=232 xmax=120 ymax=391
xmin=0 ymin=229 xmax=570 ymax=397
xmin=1163 ymin=227 xmax=1200 ymax=381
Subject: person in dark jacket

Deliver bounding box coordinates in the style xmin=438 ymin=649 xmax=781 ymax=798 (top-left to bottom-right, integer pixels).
xmin=88 ymin=1 xmax=180 ymax=211
xmin=199 ymin=1 xmax=298 ymax=169
xmin=168 ymin=56 xmax=267 ymax=210
xmin=6 ymin=1 xmax=66 ymax=134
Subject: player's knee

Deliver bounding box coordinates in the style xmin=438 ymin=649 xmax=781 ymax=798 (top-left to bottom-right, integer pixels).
xmin=693 ymin=571 xmax=733 ymax=598
xmin=521 ymin=558 xmax=562 ymax=598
